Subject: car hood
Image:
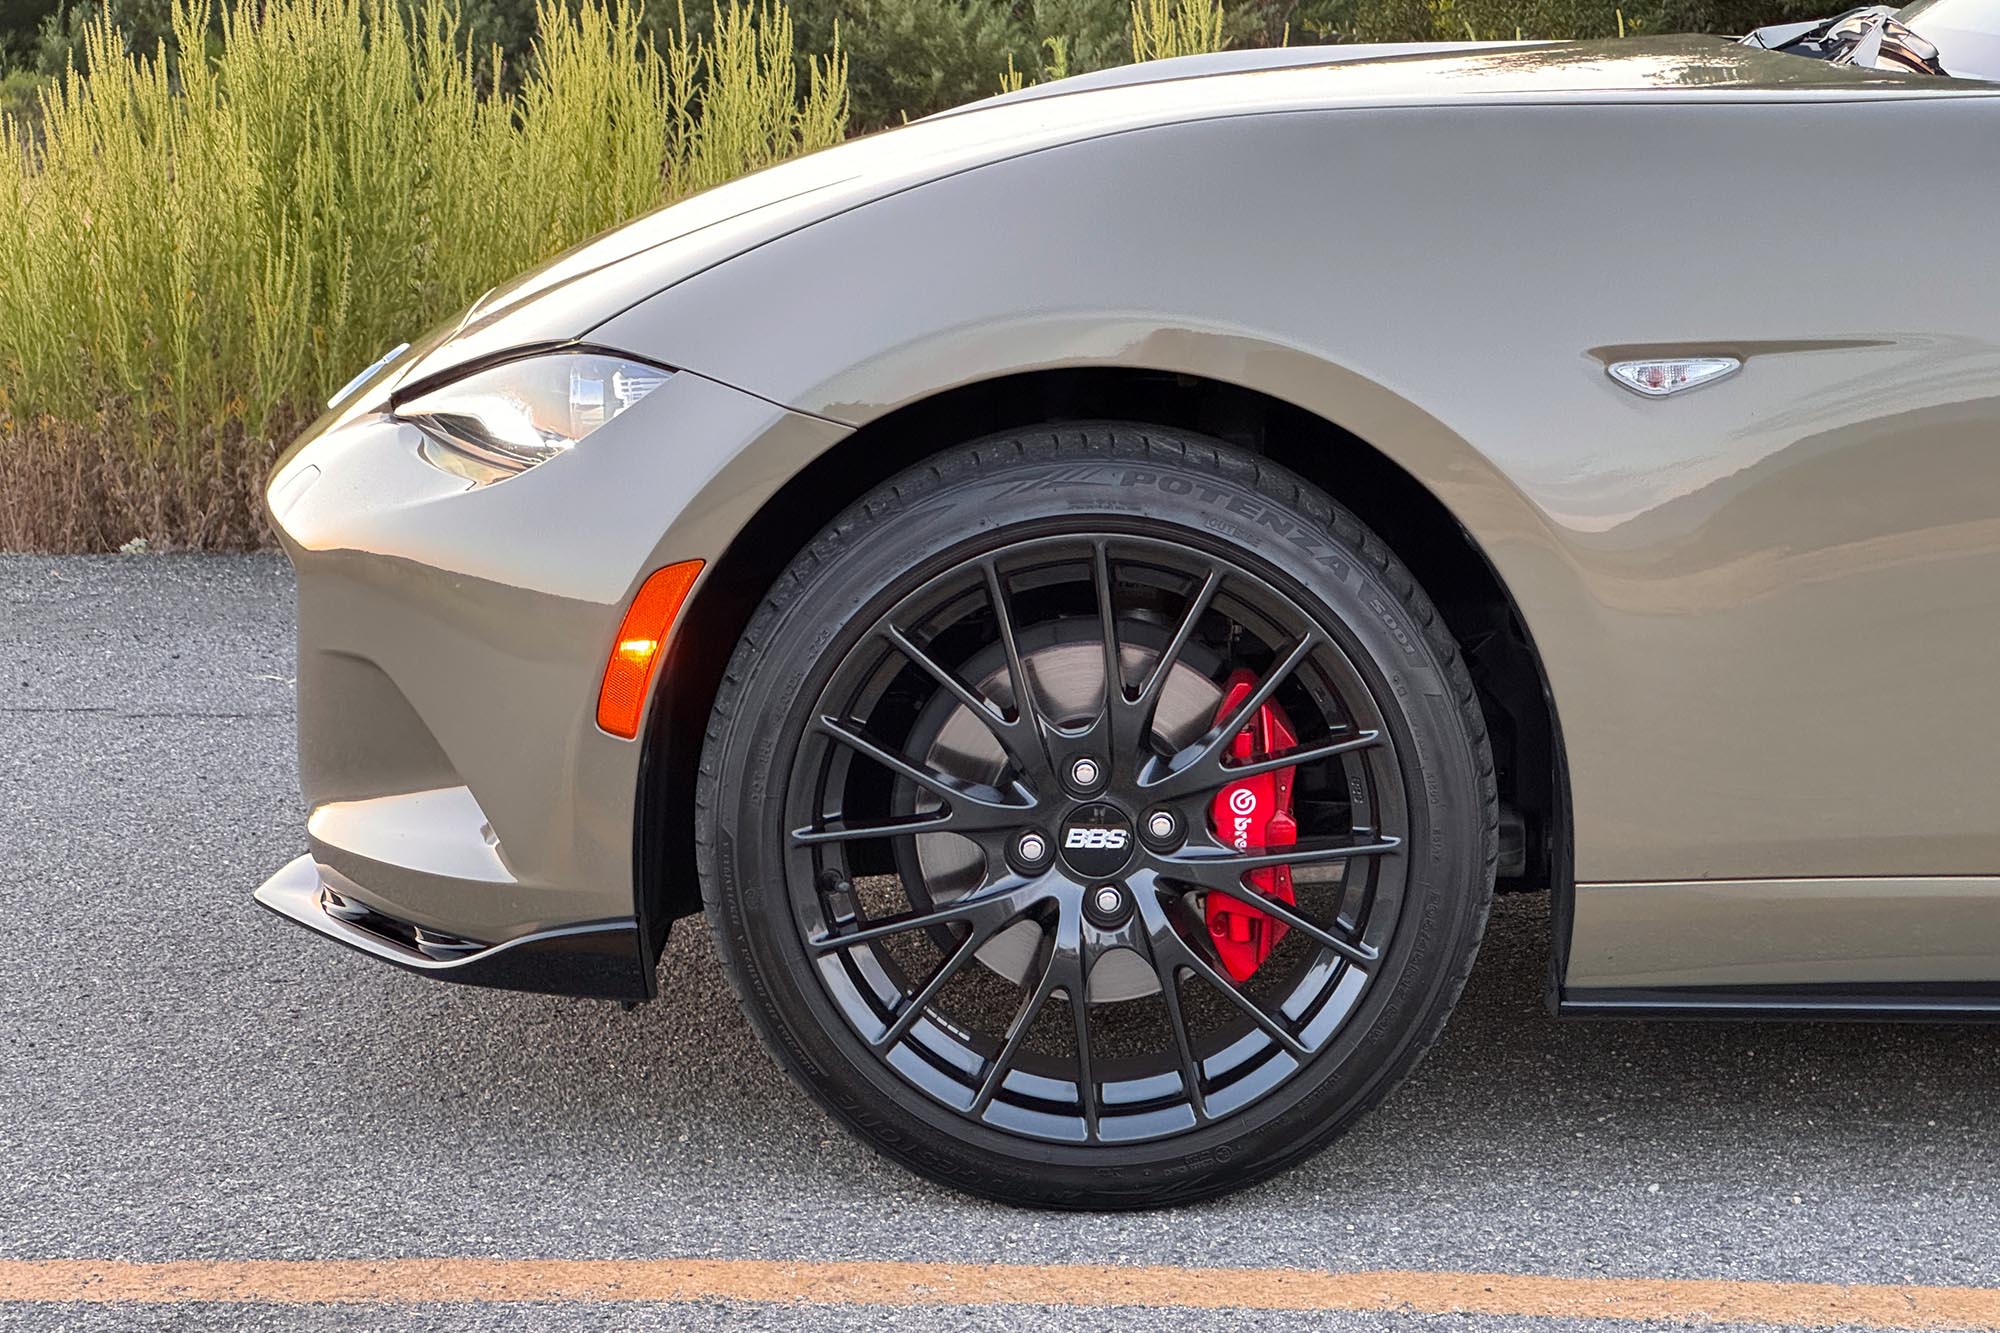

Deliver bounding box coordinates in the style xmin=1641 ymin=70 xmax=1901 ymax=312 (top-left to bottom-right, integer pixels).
xmin=381 ymin=35 xmax=1968 ymax=393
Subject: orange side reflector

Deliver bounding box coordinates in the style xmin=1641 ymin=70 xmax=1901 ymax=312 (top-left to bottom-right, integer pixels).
xmin=596 ymin=559 xmax=704 ymax=739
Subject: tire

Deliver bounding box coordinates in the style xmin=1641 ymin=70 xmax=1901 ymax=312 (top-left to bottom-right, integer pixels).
xmin=697 ymin=423 xmax=1496 ymax=1209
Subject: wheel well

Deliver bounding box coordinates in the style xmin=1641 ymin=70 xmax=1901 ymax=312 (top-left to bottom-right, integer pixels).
xmin=636 ymin=368 xmax=1570 ymax=954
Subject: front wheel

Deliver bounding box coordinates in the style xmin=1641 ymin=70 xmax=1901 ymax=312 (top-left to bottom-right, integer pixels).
xmin=697 ymin=425 xmax=1496 ymax=1208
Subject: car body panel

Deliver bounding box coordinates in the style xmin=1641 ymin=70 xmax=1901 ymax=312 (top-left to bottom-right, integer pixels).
xmin=597 ymin=91 xmax=2000 ymax=891
xmin=1568 ymin=877 xmax=2000 ymax=988
xmin=262 ymin=34 xmax=2000 ymax=1008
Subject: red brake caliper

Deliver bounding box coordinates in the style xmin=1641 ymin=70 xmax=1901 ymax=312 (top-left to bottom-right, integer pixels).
xmin=1205 ymin=670 xmax=1299 ymax=981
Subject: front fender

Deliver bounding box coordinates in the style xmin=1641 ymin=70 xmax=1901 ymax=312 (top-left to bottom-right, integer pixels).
xmin=592 ymin=94 xmax=2000 ymax=891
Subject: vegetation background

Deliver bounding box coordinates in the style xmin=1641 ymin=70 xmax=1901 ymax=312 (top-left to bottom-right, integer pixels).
xmin=3 ymin=0 xmax=1827 ymax=128
xmin=3 ymin=0 xmax=1813 ymax=550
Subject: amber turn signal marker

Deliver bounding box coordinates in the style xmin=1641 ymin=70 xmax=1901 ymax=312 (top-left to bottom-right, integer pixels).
xmin=597 ymin=560 xmax=704 ymax=739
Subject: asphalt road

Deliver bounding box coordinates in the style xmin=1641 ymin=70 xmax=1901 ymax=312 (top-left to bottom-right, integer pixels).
xmin=3 ymin=555 xmax=1998 ymax=1330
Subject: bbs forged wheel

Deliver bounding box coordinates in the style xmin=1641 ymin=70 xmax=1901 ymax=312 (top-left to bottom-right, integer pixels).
xmin=698 ymin=425 xmax=1496 ymax=1208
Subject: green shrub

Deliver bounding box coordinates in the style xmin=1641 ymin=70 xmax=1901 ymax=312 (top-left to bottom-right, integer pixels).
xmin=787 ymin=0 xmax=1027 ymax=128
xmin=796 ymin=0 xmax=1193 ymax=125
xmin=1293 ymin=0 xmax=1805 ymax=39
xmin=0 ymin=0 xmax=846 ymax=550
xmin=22 ymin=0 xmax=177 ymax=74
xmin=0 ymin=63 xmax=40 ymax=120
xmin=1003 ymin=0 xmax=1230 ymax=98
xmin=1024 ymin=0 xmax=1131 ymax=73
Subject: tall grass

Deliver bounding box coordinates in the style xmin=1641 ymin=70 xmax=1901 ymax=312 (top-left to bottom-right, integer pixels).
xmin=0 ymin=0 xmax=846 ymax=550
xmin=1130 ymin=0 xmax=1227 ymax=60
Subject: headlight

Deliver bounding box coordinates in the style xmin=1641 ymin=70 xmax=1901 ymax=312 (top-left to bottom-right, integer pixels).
xmin=395 ymin=351 xmax=672 ymax=483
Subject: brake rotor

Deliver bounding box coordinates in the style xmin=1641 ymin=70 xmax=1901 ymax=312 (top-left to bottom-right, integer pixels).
xmin=909 ymin=621 xmax=1221 ymax=1002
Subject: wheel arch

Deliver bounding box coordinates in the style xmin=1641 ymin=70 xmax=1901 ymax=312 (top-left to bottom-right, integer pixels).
xmin=637 ymin=367 xmax=1573 ymax=997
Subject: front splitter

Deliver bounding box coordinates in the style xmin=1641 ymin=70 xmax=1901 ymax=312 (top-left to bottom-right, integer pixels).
xmin=254 ymin=854 xmax=652 ymax=1001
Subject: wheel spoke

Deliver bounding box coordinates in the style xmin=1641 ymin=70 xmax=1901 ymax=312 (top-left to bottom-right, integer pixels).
xmin=1221 ymin=731 xmax=1381 ymax=783
xmin=1192 ymin=877 xmax=1379 ymax=966
xmin=808 ymin=878 xmax=1037 ymax=954
xmin=813 ymin=714 xmax=1029 ymax=818
xmin=1163 ymin=835 xmax=1402 ymax=877
xmin=1155 ymin=957 xmax=1210 ymax=1124
xmin=1176 ymin=634 xmax=1321 ymax=773
xmin=874 ymin=918 xmax=1005 ymax=1050
xmin=970 ymin=928 xmax=1061 ymax=1116
xmin=1146 ymin=884 xmax=1312 ymax=1061
xmin=1142 ymin=728 xmax=1384 ymax=801
xmin=983 ymin=560 xmax=1048 ymax=743
xmin=1091 ymin=540 xmax=1122 ymax=715
xmin=881 ymin=623 xmax=1034 ymax=771
xmin=789 ymin=810 xmax=958 ymax=845
xmin=1130 ymin=567 xmax=1222 ymax=722
xmin=1170 ymin=928 xmax=1311 ymax=1057
xmin=1067 ymin=974 xmax=1099 ymax=1141
xmin=1109 ymin=562 xmax=1224 ymax=761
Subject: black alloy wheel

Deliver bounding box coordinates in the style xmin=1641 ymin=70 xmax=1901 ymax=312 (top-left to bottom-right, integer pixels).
xmin=698 ymin=425 xmax=1496 ymax=1208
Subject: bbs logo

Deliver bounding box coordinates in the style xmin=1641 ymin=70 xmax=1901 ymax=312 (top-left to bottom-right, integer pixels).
xmin=1064 ymin=826 xmax=1130 ymax=851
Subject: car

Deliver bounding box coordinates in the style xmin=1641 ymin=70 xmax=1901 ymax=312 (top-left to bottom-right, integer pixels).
xmin=255 ymin=10 xmax=2000 ymax=1209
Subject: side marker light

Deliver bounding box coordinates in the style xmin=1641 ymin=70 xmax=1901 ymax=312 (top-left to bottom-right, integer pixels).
xmin=597 ymin=560 xmax=704 ymax=739
xmin=1608 ymin=357 xmax=1741 ymax=397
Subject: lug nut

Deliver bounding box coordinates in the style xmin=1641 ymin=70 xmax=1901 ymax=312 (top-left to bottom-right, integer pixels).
xmin=1008 ymin=824 xmax=1056 ymax=868
xmin=1067 ymin=756 xmax=1104 ymax=792
xmin=1083 ymin=882 xmax=1133 ymax=928
xmin=1142 ymin=808 xmax=1183 ymax=849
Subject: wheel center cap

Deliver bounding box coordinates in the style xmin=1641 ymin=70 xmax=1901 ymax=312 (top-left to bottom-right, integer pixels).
xmin=1058 ymin=802 xmax=1136 ymax=879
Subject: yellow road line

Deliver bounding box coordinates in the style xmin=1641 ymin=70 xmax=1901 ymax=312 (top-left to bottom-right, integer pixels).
xmin=0 ymin=1259 xmax=1996 ymax=1327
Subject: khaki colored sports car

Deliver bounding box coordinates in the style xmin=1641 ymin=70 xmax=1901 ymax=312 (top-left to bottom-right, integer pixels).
xmin=256 ymin=7 xmax=2000 ymax=1208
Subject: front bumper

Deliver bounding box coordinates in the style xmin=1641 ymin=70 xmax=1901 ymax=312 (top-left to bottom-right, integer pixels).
xmin=257 ymin=364 xmax=849 ymax=998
